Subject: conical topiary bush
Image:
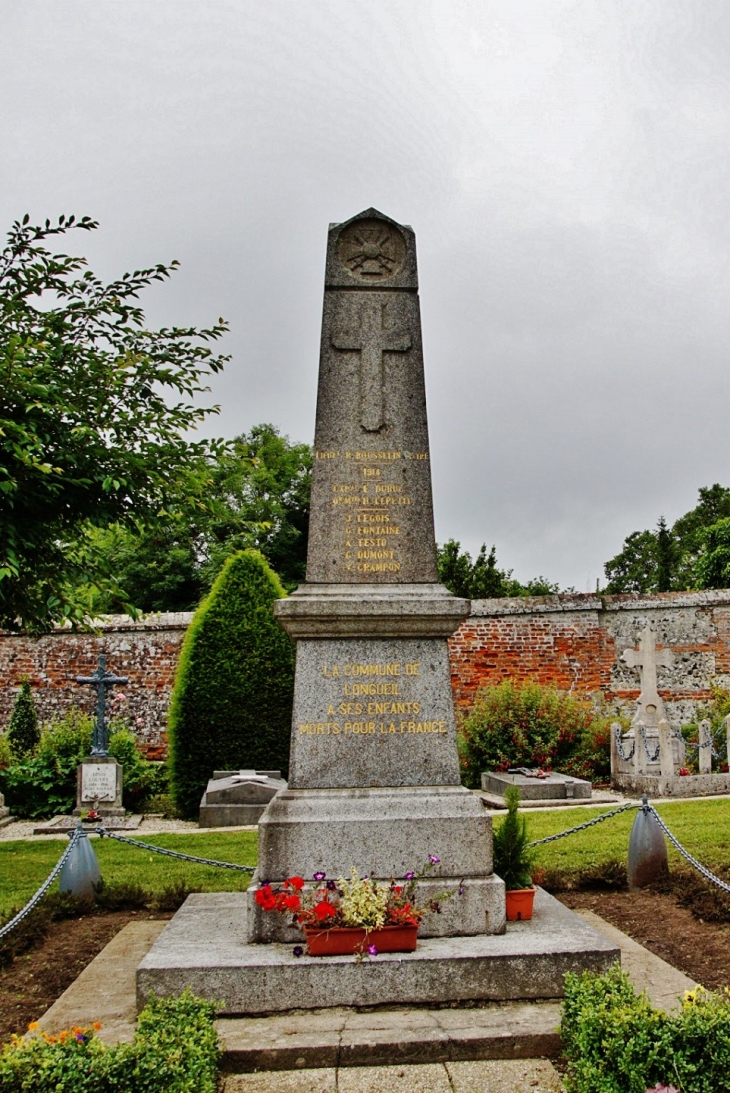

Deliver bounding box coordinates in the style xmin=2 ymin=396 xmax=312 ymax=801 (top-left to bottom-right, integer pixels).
xmin=7 ymin=678 xmax=39 ymax=756
xmin=168 ymin=549 xmax=295 ymax=817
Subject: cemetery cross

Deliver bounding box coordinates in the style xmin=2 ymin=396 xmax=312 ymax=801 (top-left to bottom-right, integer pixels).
xmin=76 ymin=654 xmax=128 ymax=757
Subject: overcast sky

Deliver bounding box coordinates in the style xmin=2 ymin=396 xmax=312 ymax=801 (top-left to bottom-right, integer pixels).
xmin=3 ymin=0 xmax=730 ymax=589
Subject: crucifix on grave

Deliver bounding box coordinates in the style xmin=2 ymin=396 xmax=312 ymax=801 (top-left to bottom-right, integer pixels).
xmin=621 ymin=625 xmax=672 ymax=729
xmin=77 ymin=654 xmax=128 ymax=757
xmin=332 ymin=298 xmax=411 ymax=431
xmin=73 ymin=654 xmax=128 ymax=821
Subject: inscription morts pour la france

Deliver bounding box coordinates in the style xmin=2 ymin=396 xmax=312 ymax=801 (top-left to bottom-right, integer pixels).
xmin=248 ymin=210 xmax=506 ymax=942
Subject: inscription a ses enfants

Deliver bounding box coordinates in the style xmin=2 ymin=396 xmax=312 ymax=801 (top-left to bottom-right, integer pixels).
xmin=298 ymin=660 xmax=448 ymax=738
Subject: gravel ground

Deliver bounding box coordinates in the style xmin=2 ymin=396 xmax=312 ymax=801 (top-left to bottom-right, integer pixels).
xmin=0 ymin=816 xmax=257 ymax=841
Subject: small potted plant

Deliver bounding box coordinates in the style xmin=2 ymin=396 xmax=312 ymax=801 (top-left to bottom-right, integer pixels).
xmin=493 ymin=785 xmax=537 ymax=921
xmin=254 ymin=859 xmax=456 ymax=957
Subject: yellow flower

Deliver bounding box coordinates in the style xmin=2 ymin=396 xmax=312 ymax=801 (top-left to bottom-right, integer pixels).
xmin=27 ymin=1021 xmax=39 ymax=1031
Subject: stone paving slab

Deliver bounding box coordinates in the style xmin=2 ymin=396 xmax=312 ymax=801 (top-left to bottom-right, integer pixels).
xmin=38 ymin=920 xmax=167 ymax=1044
xmin=222 ymin=1059 xmax=566 ymax=1091
xmin=218 ymin=1001 xmax=561 ymax=1072
xmin=575 ymin=910 xmax=696 ymax=1013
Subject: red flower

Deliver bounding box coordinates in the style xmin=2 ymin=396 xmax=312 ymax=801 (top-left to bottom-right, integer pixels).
xmin=283 ymin=894 xmax=301 ymax=911
xmin=314 ymin=900 xmax=336 ymax=920
xmin=287 ymin=876 xmax=305 ymax=891
xmin=255 ymin=886 xmax=277 ymax=911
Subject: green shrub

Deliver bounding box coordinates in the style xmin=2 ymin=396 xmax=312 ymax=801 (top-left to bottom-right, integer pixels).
xmin=0 ymin=734 xmax=11 ymax=770
xmin=0 ymin=709 xmax=92 ymax=818
xmin=492 ymin=785 xmax=534 ymax=890
xmin=0 ymin=988 xmax=220 ymax=1092
xmin=168 ymin=549 xmax=295 ymax=817
xmin=562 ymin=965 xmax=730 ymax=1093
xmin=458 ymin=679 xmax=613 ymax=787
xmin=108 ymin=726 xmax=167 ymax=810
xmin=7 ymin=680 xmax=39 ymax=756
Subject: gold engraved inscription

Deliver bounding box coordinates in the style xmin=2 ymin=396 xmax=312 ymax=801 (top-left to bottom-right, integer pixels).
xmin=300 ymin=661 xmax=444 ymax=740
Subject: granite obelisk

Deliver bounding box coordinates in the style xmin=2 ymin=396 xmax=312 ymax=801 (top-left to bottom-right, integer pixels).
xmin=247 ymin=209 xmax=505 ymax=941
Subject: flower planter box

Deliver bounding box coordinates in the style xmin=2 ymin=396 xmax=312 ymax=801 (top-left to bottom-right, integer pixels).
xmin=303 ymin=924 xmax=418 ymax=956
xmin=505 ymin=887 xmax=536 ymax=921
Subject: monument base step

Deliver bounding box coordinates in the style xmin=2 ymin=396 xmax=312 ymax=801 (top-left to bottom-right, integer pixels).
xmin=0 ymin=813 xmax=15 ymax=829
xmin=612 ymin=772 xmax=730 ymax=798
xmin=476 ymin=790 xmax=621 ymax=811
xmin=136 ymin=889 xmax=619 ymax=1015
xmin=33 ymin=814 xmax=142 ymax=835
xmin=217 ymin=999 xmax=562 ymax=1072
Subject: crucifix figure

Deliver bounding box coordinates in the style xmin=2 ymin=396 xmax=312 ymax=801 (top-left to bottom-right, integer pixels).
xmin=621 ymin=625 xmax=673 ymax=728
xmin=76 ymin=654 xmax=128 ymax=757
xmin=332 ymin=299 xmax=411 ymax=431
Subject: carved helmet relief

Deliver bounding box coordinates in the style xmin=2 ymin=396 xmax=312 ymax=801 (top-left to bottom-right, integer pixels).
xmin=336 ymin=218 xmax=406 ymax=282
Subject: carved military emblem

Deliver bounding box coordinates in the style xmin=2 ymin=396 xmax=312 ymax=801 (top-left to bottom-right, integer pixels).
xmin=336 ymin=218 xmax=406 ymax=282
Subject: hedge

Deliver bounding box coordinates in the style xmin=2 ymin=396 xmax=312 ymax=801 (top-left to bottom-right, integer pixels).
xmin=168 ymin=549 xmax=295 ymax=817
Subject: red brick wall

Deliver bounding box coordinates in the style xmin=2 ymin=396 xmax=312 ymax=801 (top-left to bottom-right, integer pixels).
xmin=4 ymin=591 xmax=730 ymax=758
xmin=449 ymin=590 xmax=730 ymax=725
xmin=0 ymin=614 xmax=192 ymax=759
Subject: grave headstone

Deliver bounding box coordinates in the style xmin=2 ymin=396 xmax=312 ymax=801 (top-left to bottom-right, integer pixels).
xmin=73 ymin=655 xmax=128 ymax=819
xmin=198 ymin=770 xmax=286 ymax=827
xmin=247 ymin=209 xmax=505 ymax=942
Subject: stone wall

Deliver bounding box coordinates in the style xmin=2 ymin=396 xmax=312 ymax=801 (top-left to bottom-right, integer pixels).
xmin=0 ymin=614 xmax=193 ymax=759
xmin=449 ymin=589 xmax=730 ymax=725
xmin=3 ymin=590 xmax=730 ymax=757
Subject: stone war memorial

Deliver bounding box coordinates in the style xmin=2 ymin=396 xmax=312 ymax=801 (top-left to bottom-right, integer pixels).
xmin=138 ymin=209 xmax=616 ymax=1013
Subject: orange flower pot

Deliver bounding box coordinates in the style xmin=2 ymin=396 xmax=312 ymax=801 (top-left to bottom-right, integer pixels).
xmin=505 ymin=887 xmax=536 ymax=921
xmin=303 ymin=924 xmax=418 ymax=956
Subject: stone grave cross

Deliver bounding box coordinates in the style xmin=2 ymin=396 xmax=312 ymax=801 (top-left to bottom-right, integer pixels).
xmin=76 ymin=654 xmax=128 ymax=757
xmin=621 ymin=624 xmax=673 ymax=727
xmin=332 ymin=298 xmax=412 ymax=432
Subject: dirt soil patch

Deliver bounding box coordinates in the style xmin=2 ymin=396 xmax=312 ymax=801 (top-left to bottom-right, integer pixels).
xmin=0 ymin=910 xmax=172 ymax=1043
xmin=559 ymin=888 xmax=730 ymax=992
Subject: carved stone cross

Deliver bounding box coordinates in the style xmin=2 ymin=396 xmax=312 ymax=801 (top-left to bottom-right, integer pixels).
xmin=332 ymin=299 xmax=411 ymax=431
xmin=621 ymin=625 xmax=673 ymax=728
xmin=76 ymin=654 xmax=128 ymax=757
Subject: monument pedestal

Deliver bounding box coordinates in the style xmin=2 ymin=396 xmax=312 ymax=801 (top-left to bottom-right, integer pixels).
xmin=0 ymin=791 xmax=12 ymax=828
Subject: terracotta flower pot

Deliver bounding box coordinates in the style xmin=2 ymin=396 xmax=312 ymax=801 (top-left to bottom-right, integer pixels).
xmin=303 ymin=924 xmax=418 ymax=956
xmin=505 ymin=887 xmax=536 ymax=921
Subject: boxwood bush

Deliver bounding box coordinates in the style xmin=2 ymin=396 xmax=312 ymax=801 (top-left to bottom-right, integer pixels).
xmin=0 ymin=989 xmax=219 ymax=1092
xmin=562 ymin=964 xmax=730 ymax=1093
xmin=168 ymin=549 xmax=295 ymax=818
xmin=458 ymin=678 xmax=614 ymax=787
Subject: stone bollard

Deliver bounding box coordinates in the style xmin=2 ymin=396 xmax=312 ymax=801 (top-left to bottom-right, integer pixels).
xmin=610 ymin=721 xmax=622 ymax=777
xmin=628 ymin=796 xmax=668 ymax=889
xmin=59 ymin=823 xmax=102 ymax=900
xmin=657 ymin=719 xmax=673 ymax=779
xmin=699 ymin=718 xmax=712 ymax=776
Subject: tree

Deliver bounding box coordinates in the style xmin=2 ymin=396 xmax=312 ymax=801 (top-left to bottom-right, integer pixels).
xmin=7 ymin=679 xmax=39 ymax=755
xmin=437 ymin=540 xmax=559 ymax=599
xmin=695 ymin=518 xmax=730 ymax=590
xmin=604 ymin=485 xmax=730 ymax=594
xmin=80 ymin=424 xmax=312 ymax=614
xmin=0 ymin=214 xmax=229 ymax=632
xmin=167 ymin=550 xmax=295 ymax=818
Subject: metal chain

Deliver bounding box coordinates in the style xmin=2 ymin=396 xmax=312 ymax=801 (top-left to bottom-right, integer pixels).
xmin=614 ymin=723 xmax=635 ymax=761
xmin=640 ymin=725 xmax=661 ymax=763
xmin=529 ymin=801 xmax=639 ymax=847
xmin=0 ymin=827 xmax=83 ymax=942
xmin=674 ymin=723 xmax=725 ymax=757
xmin=647 ymin=805 xmax=730 ymax=895
xmin=96 ymin=827 xmax=256 ymax=872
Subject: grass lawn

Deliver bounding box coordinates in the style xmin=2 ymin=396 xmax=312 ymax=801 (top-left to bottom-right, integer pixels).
xmin=0 ymin=831 xmax=257 ymax=918
xmin=1 ymin=798 xmax=729 ymax=918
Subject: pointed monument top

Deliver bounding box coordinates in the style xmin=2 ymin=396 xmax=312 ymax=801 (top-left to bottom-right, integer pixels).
xmin=325 ymin=208 xmax=418 ymax=290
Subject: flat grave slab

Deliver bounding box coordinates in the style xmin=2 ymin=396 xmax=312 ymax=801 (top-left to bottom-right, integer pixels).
xmin=481 ymin=770 xmax=592 ymax=802
xmin=137 ymin=889 xmax=619 ymax=1015
xmin=33 ymin=814 xmax=142 ymax=835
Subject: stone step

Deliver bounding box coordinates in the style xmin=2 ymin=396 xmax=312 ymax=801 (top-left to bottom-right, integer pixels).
xmin=217 ymin=1000 xmax=562 ymax=1073
xmin=136 ymin=889 xmax=619 ymax=1015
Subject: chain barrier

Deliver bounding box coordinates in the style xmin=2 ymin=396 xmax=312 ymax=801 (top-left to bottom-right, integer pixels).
xmin=0 ymin=826 xmax=84 ymax=942
xmin=645 ymin=803 xmax=730 ymax=895
xmin=96 ymin=827 xmax=256 ymax=872
xmin=639 ymin=725 xmax=661 ymax=763
xmin=614 ymin=723 xmax=635 ymax=761
xmin=672 ymin=723 xmax=724 ymax=758
xmin=528 ymin=801 xmax=639 ymax=847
